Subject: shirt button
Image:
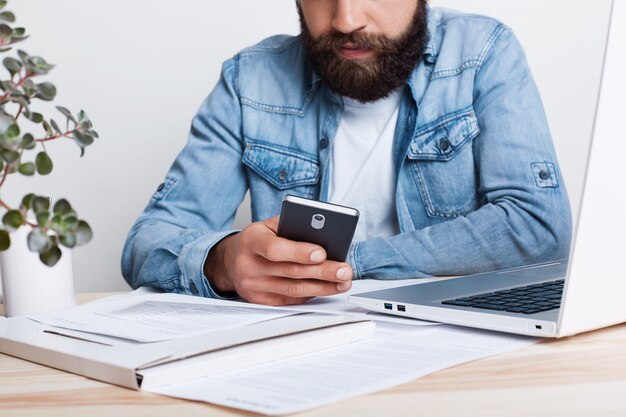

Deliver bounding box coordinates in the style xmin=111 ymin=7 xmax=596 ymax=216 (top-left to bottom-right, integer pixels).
xmin=278 ymin=170 xmax=289 ymax=181
xmin=439 ymin=138 xmax=450 ymax=151
xmin=539 ymin=170 xmax=550 ymax=180
xmin=319 ymin=138 xmax=328 ymax=150
xmin=156 ymin=183 xmax=165 ymax=192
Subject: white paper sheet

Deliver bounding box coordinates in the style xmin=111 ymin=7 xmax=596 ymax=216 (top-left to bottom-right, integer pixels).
xmin=242 ymin=278 xmax=444 ymax=327
xmin=147 ymin=322 xmax=537 ymax=415
xmin=28 ymin=298 xmax=298 ymax=343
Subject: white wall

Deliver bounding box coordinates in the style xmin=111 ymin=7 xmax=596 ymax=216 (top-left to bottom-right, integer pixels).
xmin=0 ymin=1 xmax=612 ymax=293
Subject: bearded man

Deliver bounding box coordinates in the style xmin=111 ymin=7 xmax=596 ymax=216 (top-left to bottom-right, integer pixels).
xmin=122 ymin=0 xmax=572 ymax=305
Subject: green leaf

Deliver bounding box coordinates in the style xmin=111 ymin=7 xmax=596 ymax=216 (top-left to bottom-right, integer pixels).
xmin=0 ymin=148 xmax=19 ymax=163
xmin=63 ymin=215 xmax=78 ymax=229
xmin=0 ymin=2 xmax=8 ymax=11
xmin=12 ymin=27 xmax=25 ymax=37
xmin=32 ymin=196 xmax=50 ymax=214
xmin=17 ymin=49 xmax=29 ymax=64
xmin=0 ymin=23 xmax=10 ymax=38
xmin=2 ymin=210 xmax=23 ymax=230
xmin=56 ymin=106 xmax=76 ymax=123
xmin=27 ymin=229 xmax=50 ymax=252
xmin=35 ymin=82 xmax=57 ymax=101
xmin=18 ymin=162 xmax=35 ymax=176
xmin=35 ymin=151 xmax=53 ymax=175
xmin=0 ymin=11 xmax=15 ymax=22
xmin=22 ymin=133 xmax=36 ymax=149
xmin=36 ymin=211 xmax=49 ymax=228
xmin=0 ymin=159 xmax=4 ymax=171
xmin=59 ymin=231 xmax=76 ymax=249
xmin=26 ymin=112 xmax=43 ymax=124
xmin=0 ymin=229 xmax=9 ymax=251
xmin=50 ymin=119 xmax=62 ymax=135
xmin=3 ymin=57 xmax=22 ymax=76
xmin=53 ymin=199 xmax=73 ymax=215
xmin=73 ymin=130 xmax=94 ymax=147
xmin=75 ymin=220 xmax=93 ymax=245
xmin=21 ymin=193 xmax=35 ymax=210
xmin=40 ymin=244 xmax=62 ymax=266
xmin=42 ymin=120 xmax=53 ymax=136
xmin=6 ymin=123 xmax=19 ymax=139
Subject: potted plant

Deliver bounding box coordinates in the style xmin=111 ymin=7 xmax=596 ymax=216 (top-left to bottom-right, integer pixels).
xmin=0 ymin=0 xmax=98 ymax=317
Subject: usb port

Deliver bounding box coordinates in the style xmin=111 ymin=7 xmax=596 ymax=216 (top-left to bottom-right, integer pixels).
xmin=384 ymin=303 xmax=393 ymax=310
xmin=397 ymin=305 xmax=406 ymax=312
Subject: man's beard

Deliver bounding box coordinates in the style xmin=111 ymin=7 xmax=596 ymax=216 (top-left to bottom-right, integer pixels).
xmin=299 ymin=3 xmax=429 ymax=103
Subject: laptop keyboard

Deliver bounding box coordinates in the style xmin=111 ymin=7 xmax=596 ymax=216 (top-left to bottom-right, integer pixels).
xmin=441 ymin=279 xmax=564 ymax=314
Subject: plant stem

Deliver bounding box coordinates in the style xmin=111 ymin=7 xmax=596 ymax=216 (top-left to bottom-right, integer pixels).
xmin=0 ymin=71 xmax=34 ymax=103
xmin=0 ymin=165 xmax=9 ymax=189
xmin=36 ymin=129 xmax=76 ymax=143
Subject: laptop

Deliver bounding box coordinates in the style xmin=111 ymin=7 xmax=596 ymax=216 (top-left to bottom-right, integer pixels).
xmin=350 ymin=0 xmax=626 ymax=338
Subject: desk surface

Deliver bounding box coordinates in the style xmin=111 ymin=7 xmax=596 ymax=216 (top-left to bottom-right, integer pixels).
xmin=1 ymin=293 xmax=626 ymax=417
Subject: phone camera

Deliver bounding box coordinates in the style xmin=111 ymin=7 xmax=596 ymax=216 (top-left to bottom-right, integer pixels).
xmin=311 ymin=214 xmax=325 ymax=230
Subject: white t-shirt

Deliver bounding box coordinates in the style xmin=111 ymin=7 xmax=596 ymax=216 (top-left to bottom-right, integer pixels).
xmin=328 ymin=89 xmax=403 ymax=243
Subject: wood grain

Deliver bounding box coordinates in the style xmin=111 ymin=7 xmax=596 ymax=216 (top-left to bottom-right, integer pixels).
xmin=1 ymin=293 xmax=625 ymax=417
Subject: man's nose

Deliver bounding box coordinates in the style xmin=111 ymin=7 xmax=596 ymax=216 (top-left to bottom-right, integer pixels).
xmin=331 ymin=0 xmax=368 ymax=34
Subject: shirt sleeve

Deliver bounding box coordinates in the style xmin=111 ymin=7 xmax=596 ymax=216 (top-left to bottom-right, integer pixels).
xmin=349 ymin=27 xmax=573 ymax=280
xmin=121 ymin=58 xmax=247 ymax=298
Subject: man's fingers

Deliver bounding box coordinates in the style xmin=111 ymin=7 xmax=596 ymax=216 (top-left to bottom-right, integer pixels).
xmin=268 ymin=261 xmax=352 ymax=282
xmin=252 ymin=233 xmax=327 ymax=264
xmin=262 ymin=276 xmax=350 ymax=298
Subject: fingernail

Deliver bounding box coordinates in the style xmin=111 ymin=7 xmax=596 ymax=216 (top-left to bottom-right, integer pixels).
xmin=336 ymin=267 xmax=352 ymax=281
xmin=336 ymin=282 xmax=351 ymax=292
xmin=310 ymin=250 xmax=325 ymax=263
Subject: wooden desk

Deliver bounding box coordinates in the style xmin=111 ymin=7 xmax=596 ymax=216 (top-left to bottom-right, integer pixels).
xmin=1 ymin=293 xmax=625 ymax=417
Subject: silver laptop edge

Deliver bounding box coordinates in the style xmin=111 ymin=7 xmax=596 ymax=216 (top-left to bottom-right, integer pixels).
xmin=351 ymin=0 xmax=626 ymax=338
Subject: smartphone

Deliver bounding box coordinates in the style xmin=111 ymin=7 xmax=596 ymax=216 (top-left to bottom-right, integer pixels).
xmin=276 ymin=195 xmax=360 ymax=262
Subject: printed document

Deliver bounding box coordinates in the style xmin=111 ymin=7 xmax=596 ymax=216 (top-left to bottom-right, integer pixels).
xmin=147 ymin=322 xmax=537 ymax=415
xmin=29 ymin=298 xmax=298 ymax=343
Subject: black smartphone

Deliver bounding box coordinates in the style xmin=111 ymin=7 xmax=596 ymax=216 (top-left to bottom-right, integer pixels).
xmin=276 ymin=195 xmax=360 ymax=262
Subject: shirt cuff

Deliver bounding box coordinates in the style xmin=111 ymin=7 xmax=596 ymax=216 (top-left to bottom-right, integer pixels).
xmin=178 ymin=229 xmax=240 ymax=299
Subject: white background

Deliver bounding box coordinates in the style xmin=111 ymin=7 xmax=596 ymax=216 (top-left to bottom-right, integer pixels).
xmin=0 ymin=0 xmax=613 ymax=293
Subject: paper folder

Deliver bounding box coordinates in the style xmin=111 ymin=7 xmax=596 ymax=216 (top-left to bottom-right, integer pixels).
xmin=0 ymin=314 xmax=375 ymax=390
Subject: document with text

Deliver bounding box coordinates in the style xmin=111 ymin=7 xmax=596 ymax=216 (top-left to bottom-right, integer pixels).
xmin=29 ymin=297 xmax=298 ymax=343
xmin=147 ymin=322 xmax=537 ymax=414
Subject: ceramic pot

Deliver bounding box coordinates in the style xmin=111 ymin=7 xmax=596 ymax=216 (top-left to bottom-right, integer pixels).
xmin=0 ymin=226 xmax=75 ymax=317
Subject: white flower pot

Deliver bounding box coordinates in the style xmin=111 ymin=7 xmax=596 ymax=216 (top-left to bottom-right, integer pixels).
xmin=0 ymin=226 xmax=75 ymax=317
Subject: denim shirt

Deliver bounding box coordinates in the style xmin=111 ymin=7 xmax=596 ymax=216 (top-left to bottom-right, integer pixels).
xmin=121 ymin=7 xmax=572 ymax=298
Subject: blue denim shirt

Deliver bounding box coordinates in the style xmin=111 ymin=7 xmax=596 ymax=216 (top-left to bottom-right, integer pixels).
xmin=122 ymin=7 xmax=572 ymax=298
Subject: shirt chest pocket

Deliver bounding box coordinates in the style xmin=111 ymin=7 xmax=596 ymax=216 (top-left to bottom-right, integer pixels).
xmin=407 ymin=110 xmax=481 ymax=218
xmin=242 ymin=140 xmax=320 ymax=201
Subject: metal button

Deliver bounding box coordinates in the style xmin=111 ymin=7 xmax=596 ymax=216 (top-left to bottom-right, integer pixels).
xmin=319 ymin=138 xmax=328 ymax=150
xmin=156 ymin=183 xmax=165 ymax=192
xmin=439 ymin=138 xmax=450 ymax=151
xmin=278 ymin=170 xmax=289 ymax=181
xmin=539 ymin=170 xmax=550 ymax=180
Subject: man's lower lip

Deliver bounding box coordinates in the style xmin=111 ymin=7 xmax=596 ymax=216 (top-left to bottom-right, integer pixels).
xmin=337 ymin=47 xmax=373 ymax=60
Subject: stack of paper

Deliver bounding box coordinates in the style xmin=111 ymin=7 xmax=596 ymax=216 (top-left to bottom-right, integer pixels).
xmin=0 ymin=280 xmax=537 ymax=415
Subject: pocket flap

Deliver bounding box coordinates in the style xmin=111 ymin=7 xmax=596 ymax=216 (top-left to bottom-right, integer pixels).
xmin=242 ymin=141 xmax=320 ymax=189
xmin=408 ymin=110 xmax=480 ymax=161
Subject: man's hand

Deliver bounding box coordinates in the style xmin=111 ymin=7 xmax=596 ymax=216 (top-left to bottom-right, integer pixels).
xmin=204 ymin=216 xmax=353 ymax=305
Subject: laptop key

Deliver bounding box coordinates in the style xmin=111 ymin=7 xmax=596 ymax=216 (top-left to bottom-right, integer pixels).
xmin=442 ymin=300 xmax=473 ymax=306
xmin=468 ymin=303 xmax=508 ymax=311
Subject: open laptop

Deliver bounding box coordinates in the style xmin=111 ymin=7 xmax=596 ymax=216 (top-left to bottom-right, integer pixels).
xmin=350 ymin=0 xmax=626 ymax=338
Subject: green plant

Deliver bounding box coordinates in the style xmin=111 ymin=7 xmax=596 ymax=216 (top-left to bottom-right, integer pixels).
xmin=0 ymin=0 xmax=97 ymax=266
